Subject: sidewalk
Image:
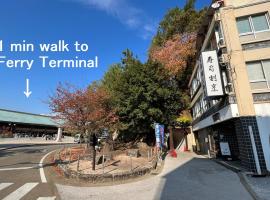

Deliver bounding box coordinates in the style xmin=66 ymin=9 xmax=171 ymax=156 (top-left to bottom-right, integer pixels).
xmin=213 ymin=157 xmax=270 ymax=200
xmin=0 ymin=137 xmax=75 ymax=150
xmin=241 ymin=173 xmax=270 ymax=200
xmin=56 ymin=151 xmax=253 ymax=200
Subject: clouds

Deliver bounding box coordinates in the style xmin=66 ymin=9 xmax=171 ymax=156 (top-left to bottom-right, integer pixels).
xmin=73 ymin=0 xmax=157 ymax=39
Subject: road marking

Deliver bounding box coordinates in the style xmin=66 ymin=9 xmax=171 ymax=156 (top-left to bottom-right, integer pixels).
xmin=37 ymin=197 xmax=56 ymax=200
xmin=0 ymin=183 xmax=13 ymax=191
xmin=0 ymin=166 xmax=38 ymax=171
xmin=2 ymin=182 xmax=38 ymax=200
xmin=39 ymin=150 xmax=56 ymax=183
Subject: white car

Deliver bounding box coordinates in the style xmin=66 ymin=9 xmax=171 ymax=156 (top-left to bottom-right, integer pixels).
xmin=74 ymin=134 xmax=84 ymax=143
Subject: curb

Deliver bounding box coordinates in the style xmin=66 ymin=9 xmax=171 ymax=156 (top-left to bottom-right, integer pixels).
xmin=213 ymin=159 xmax=260 ymax=200
xmin=213 ymin=159 xmax=241 ymax=173
xmin=0 ymin=144 xmax=33 ymax=151
xmin=238 ymin=172 xmax=262 ymax=200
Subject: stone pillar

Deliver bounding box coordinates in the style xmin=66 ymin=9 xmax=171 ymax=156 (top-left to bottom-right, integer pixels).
xmin=56 ymin=127 xmax=62 ymax=142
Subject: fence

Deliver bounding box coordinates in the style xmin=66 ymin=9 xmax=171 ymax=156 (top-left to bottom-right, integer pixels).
xmin=55 ymin=145 xmax=158 ymax=176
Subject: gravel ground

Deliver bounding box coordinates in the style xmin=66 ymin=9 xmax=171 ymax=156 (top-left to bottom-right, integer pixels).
xmin=68 ymin=154 xmax=151 ymax=174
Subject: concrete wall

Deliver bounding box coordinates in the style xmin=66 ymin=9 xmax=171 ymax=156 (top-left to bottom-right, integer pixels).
xmin=220 ymin=6 xmax=255 ymax=116
xmin=255 ymin=103 xmax=270 ymax=171
xmin=192 ymin=104 xmax=239 ymax=132
xmin=224 ymin=0 xmax=268 ymax=7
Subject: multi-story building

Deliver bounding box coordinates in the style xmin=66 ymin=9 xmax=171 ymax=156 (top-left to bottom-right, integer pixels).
xmin=189 ymin=0 xmax=270 ymax=174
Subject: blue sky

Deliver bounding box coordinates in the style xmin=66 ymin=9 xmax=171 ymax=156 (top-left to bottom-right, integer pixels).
xmin=0 ymin=0 xmax=211 ymax=114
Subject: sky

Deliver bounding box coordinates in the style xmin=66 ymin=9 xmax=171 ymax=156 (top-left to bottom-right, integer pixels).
xmin=0 ymin=0 xmax=211 ymax=114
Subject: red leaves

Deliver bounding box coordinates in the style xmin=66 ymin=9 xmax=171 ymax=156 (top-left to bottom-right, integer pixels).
xmin=150 ymin=33 xmax=196 ymax=76
xmin=49 ymin=83 xmax=117 ymax=133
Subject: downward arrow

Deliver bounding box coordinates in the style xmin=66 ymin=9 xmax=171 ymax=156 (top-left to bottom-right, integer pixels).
xmin=24 ymin=78 xmax=32 ymax=98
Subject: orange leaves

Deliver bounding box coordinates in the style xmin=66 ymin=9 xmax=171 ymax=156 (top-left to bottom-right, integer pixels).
xmin=150 ymin=33 xmax=196 ymax=76
xmin=49 ymin=83 xmax=117 ymax=133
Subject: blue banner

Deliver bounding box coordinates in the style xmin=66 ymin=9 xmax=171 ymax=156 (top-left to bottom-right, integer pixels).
xmin=155 ymin=123 xmax=164 ymax=148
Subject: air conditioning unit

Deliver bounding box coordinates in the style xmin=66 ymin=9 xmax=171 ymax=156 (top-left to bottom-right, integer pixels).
xmin=218 ymin=38 xmax=225 ymax=47
xmin=214 ymin=12 xmax=221 ymax=21
xmin=218 ymin=54 xmax=229 ymax=67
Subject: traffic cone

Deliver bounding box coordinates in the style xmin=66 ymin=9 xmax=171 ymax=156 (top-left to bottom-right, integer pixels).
xmin=170 ymin=149 xmax=177 ymax=158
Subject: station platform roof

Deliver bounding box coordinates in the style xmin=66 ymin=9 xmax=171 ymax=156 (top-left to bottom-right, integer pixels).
xmin=0 ymin=109 xmax=60 ymax=127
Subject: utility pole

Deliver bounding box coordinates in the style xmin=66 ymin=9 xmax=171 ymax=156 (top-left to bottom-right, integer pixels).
xmin=90 ymin=133 xmax=97 ymax=170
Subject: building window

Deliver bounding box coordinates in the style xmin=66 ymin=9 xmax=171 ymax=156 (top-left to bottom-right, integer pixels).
xmin=191 ymin=95 xmax=210 ymax=119
xmin=237 ymin=17 xmax=252 ymax=34
xmin=236 ymin=13 xmax=270 ymax=36
xmin=190 ymin=68 xmax=202 ymax=97
xmin=247 ymin=60 xmax=270 ymax=90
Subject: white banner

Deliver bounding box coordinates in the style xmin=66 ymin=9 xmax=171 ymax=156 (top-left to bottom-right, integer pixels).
xmin=201 ymin=50 xmax=224 ymax=98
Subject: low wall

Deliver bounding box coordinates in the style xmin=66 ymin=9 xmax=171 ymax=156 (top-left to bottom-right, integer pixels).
xmin=56 ymin=150 xmax=159 ymax=184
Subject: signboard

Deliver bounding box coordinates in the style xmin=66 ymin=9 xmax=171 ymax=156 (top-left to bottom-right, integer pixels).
xmin=201 ymin=50 xmax=224 ymax=98
xmin=220 ymin=142 xmax=231 ymax=156
xmin=154 ymin=123 xmax=164 ymax=148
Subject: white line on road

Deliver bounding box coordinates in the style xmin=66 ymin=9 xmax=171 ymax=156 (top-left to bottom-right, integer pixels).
xmin=39 ymin=150 xmax=56 ymax=183
xmin=0 ymin=183 xmax=13 ymax=191
xmin=37 ymin=197 xmax=56 ymax=200
xmin=2 ymin=182 xmax=38 ymax=200
xmin=0 ymin=166 xmax=38 ymax=171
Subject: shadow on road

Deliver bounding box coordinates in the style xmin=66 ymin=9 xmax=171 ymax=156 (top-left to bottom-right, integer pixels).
xmin=154 ymin=157 xmax=253 ymax=200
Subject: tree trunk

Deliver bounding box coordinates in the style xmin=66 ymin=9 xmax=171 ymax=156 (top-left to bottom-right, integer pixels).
xmin=91 ymin=133 xmax=97 ymax=171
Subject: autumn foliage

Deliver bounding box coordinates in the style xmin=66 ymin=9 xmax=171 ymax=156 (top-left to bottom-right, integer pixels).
xmin=49 ymin=83 xmax=118 ymax=135
xmin=150 ymin=33 xmax=196 ymax=76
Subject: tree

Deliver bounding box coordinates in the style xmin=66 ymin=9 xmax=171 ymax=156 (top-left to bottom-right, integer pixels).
xmin=49 ymin=84 xmax=89 ymax=134
xmin=151 ymin=0 xmax=207 ymax=48
xmin=102 ymin=50 xmax=185 ymax=143
xmin=150 ymin=33 xmax=196 ymax=76
xmin=149 ymin=0 xmax=207 ymax=104
xmin=148 ymin=0 xmax=206 ymax=152
xmin=49 ymin=82 xmax=117 ymax=170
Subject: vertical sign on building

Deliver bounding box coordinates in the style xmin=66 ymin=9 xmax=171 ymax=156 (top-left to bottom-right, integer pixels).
xmin=201 ymin=50 xmax=224 ymax=98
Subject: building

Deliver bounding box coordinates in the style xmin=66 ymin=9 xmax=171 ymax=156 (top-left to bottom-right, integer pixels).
xmin=189 ymin=0 xmax=270 ymax=174
xmin=0 ymin=108 xmax=63 ymax=140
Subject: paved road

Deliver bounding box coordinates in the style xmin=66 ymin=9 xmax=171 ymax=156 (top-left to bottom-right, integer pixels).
xmin=0 ymin=144 xmax=74 ymax=200
xmin=0 ymin=137 xmax=74 ymax=151
xmin=57 ymin=152 xmax=253 ymax=200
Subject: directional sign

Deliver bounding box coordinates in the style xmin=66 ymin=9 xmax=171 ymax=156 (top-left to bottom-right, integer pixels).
xmin=24 ymin=78 xmax=32 ymax=98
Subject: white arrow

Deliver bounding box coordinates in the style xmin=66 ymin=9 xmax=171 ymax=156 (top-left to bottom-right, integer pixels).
xmin=0 ymin=40 xmax=2 ymax=52
xmin=24 ymin=78 xmax=32 ymax=98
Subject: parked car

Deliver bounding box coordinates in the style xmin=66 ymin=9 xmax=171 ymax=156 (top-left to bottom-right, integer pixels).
xmin=44 ymin=134 xmax=54 ymax=140
xmin=74 ymin=134 xmax=84 ymax=143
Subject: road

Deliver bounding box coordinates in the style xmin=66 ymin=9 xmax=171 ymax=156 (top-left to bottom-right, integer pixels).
xmin=0 ymin=145 xmax=254 ymax=200
xmin=0 ymin=144 xmax=73 ymax=200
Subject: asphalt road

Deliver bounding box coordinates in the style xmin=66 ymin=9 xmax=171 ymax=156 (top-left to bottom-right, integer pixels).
xmin=0 ymin=144 xmax=74 ymax=200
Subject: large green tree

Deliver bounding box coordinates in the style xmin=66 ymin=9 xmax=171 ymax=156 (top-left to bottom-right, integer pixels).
xmin=151 ymin=0 xmax=207 ymax=48
xmin=102 ymin=50 xmax=185 ymax=142
xmin=150 ymin=0 xmax=207 ymax=109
